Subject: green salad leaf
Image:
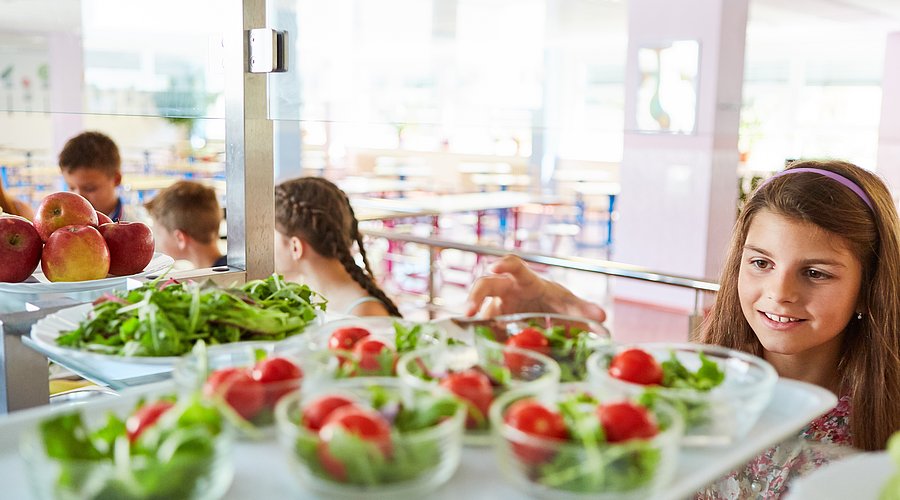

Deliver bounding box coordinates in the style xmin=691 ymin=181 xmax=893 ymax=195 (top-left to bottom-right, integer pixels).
xmin=38 ymin=396 xmax=225 ymax=500
xmin=57 ymin=274 xmax=326 ymax=357
xmin=661 ymin=351 xmax=725 ymax=391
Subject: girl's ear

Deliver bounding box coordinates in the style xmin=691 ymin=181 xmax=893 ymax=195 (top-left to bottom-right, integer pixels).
xmin=289 ymin=236 xmax=305 ymax=261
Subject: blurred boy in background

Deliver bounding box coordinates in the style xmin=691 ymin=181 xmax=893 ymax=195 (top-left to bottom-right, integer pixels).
xmin=58 ymin=131 xmax=148 ymax=222
xmin=145 ymin=180 xmax=226 ymax=269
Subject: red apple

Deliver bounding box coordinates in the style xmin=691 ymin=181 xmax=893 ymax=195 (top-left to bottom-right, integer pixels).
xmin=41 ymin=225 xmax=110 ymax=282
xmin=34 ymin=192 xmax=99 ymax=242
xmin=0 ymin=215 xmax=43 ymax=282
xmin=96 ymin=211 xmax=113 ymax=226
xmin=99 ymin=221 xmax=155 ymax=276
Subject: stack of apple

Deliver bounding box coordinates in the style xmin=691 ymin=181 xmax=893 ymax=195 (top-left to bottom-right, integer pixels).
xmin=0 ymin=192 xmax=155 ymax=283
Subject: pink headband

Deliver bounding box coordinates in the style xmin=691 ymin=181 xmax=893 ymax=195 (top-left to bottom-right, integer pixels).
xmin=760 ymin=167 xmax=874 ymax=211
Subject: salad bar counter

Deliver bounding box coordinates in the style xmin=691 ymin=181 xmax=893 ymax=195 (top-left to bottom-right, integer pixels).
xmin=0 ymin=373 xmax=834 ymax=499
xmin=0 ymin=276 xmax=840 ymax=499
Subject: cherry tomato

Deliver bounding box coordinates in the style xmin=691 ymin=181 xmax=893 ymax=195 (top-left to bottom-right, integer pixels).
xmin=302 ymin=395 xmax=355 ymax=431
xmin=439 ymin=369 xmax=494 ymax=429
xmin=608 ymin=349 xmax=664 ymax=385
xmin=252 ymin=357 xmax=304 ymax=406
xmin=596 ymin=402 xmax=659 ymax=443
xmin=504 ymin=327 xmax=550 ymax=374
xmin=203 ymin=367 xmax=266 ymax=420
xmin=328 ymin=327 xmax=371 ymax=351
xmin=504 ymin=399 xmax=568 ymax=465
xmin=318 ymin=405 xmax=393 ymax=480
xmin=352 ymin=338 xmax=395 ymax=374
xmin=126 ymin=400 xmax=175 ymax=443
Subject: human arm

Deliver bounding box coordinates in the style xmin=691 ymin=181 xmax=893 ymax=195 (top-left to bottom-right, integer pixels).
xmin=13 ymin=199 xmax=35 ymax=221
xmin=464 ymin=254 xmax=607 ymax=322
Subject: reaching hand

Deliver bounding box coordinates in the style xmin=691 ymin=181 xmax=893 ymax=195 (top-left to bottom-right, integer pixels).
xmin=464 ymin=255 xmax=607 ymax=323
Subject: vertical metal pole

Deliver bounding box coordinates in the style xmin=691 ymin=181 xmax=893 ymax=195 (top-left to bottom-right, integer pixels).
xmin=225 ymin=0 xmax=274 ymax=281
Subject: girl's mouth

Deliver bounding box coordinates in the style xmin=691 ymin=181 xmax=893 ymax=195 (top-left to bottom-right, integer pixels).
xmin=763 ymin=312 xmax=802 ymax=323
xmin=759 ymin=311 xmax=806 ymax=330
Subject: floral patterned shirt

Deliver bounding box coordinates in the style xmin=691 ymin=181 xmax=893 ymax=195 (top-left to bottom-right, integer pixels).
xmin=697 ymin=394 xmax=858 ymax=500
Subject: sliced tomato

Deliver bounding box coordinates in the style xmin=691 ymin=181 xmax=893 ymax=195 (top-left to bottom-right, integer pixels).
xmin=439 ymin=369 xmax=494 ymax=429
xmin=252 ymin=357 xmax=304 ymax=406
xmin=317 ymin=405 xmax=393 ymax=480
xmin=352 ymin=337 xmax=395 ymax=374
xmin=504 ymin=399 xmax=568 ymax=465
xmin=596 ymin=401 xmax=659 ymax=443
xmin=608 ymin=348 xmax=663 ymax=385
xmin=302 ymin=395 xmax=355 ymax=431
xmin=504 ymin=327 xmax=550 ymax=374
xmin=126 ymin=400 xmax=175 ymax=443
xmin=203 ymin=367 xmax=266 ymax=420
xmin=328 ymin=327 xmax=371 ymax=351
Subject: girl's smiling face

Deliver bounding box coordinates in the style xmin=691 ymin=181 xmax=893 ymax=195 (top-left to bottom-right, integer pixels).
xmin=738 ymin=209 xmax=863 ymax=357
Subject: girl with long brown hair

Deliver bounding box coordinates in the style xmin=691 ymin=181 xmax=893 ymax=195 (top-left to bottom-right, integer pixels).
xmin=274 ymin=177 xmax=401 ymax=317
xmin=698 ymin=159 xmax=900 ymax=497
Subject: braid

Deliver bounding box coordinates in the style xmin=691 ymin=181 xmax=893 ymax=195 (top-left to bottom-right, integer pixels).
xmin=324 ymin=226 xmax=403 ymax=318
xmin=344 ymin=198 xmax=376 ymax=277
xmin=275 ymin=177 xmax=402 ymax=318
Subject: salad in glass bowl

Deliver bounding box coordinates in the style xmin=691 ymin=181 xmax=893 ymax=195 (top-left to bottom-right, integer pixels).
xmin=587 ymin=342 xmax=777 ymax=446
xmin=20 ymin=394 xmax=233 ymax=500
xmin=490 ymin=383 xmax=683 ymax=499
xmin=174 ymin=341 xmax=323 ymax=437
xmin=469 ymin=313 xmax=611 ymax=382
xmin=397 ymin=343 xmax=560 ymax=444
xmin=274 ymin=377 xmax=465 ymax=497
xmin=289 ymin=316 xmax=446 ymax=378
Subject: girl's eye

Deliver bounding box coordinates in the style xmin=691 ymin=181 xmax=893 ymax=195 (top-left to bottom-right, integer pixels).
xmin=750 ymin=259 xmax=770 ymax=270
xmin=805 ymin=269 xmax=830 ymax=280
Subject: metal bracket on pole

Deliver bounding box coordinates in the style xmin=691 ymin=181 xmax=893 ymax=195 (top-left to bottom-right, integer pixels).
xmin=248 ymin=28 xmax=288 ymax=73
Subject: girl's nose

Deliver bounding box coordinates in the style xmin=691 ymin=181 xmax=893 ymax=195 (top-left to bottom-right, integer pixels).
xmin=767 ymin=272 xmax=799 ymax=303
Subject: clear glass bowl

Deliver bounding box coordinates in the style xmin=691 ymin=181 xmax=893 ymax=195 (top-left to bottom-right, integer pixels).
xmin=173 ymin=341 xmax=321 ymax=437
xmin=489 ymin=383 xmax=683 ymax=500
xmin=20 ymin=396 xmax=234 ymax=500
xmin=469 ymin=313 xmax=611 ymax=382
xmin=285 ymin=316 xmax=445 ymax=377
xmin=587 ymin=342 xmax=777 ymax=446
xmin=396 ymin=343 xmax=560 ymax=445
xmin=274 ymin=377 xmax=465 ymax=498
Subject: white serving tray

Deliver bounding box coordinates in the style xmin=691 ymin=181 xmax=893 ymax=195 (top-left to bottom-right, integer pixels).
xmin=0 ymin=378 xmax=836 ymax=500
xmin=0 ymin=252 xmax=174 ymax=294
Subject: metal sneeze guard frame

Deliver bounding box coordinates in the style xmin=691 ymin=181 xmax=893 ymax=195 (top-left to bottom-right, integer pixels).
xmin=361 ymin=228 xmax=720 ymax=322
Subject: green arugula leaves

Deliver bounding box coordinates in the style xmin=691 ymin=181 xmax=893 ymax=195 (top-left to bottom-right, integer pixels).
xmin=57 ymin=274 xmax=326 ymax=357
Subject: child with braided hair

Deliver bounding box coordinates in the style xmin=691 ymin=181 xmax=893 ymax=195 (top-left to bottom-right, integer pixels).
xmin=274 ymin=177 xmax=402 ymax=317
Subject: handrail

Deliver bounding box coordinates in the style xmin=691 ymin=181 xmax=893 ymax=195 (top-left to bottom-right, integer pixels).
xmin=362 ymin=228 xmax=720 ymax=292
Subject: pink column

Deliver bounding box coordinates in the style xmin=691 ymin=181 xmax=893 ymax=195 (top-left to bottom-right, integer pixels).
xmin=613 ymin=0 xmax=748 ymax=312
xmin=877 ymin=32 xmax=900 ymax=204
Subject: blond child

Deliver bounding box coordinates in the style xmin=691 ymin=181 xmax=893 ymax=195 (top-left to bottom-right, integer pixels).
xmin=145 ymin=180 xmax=226 ymax=269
